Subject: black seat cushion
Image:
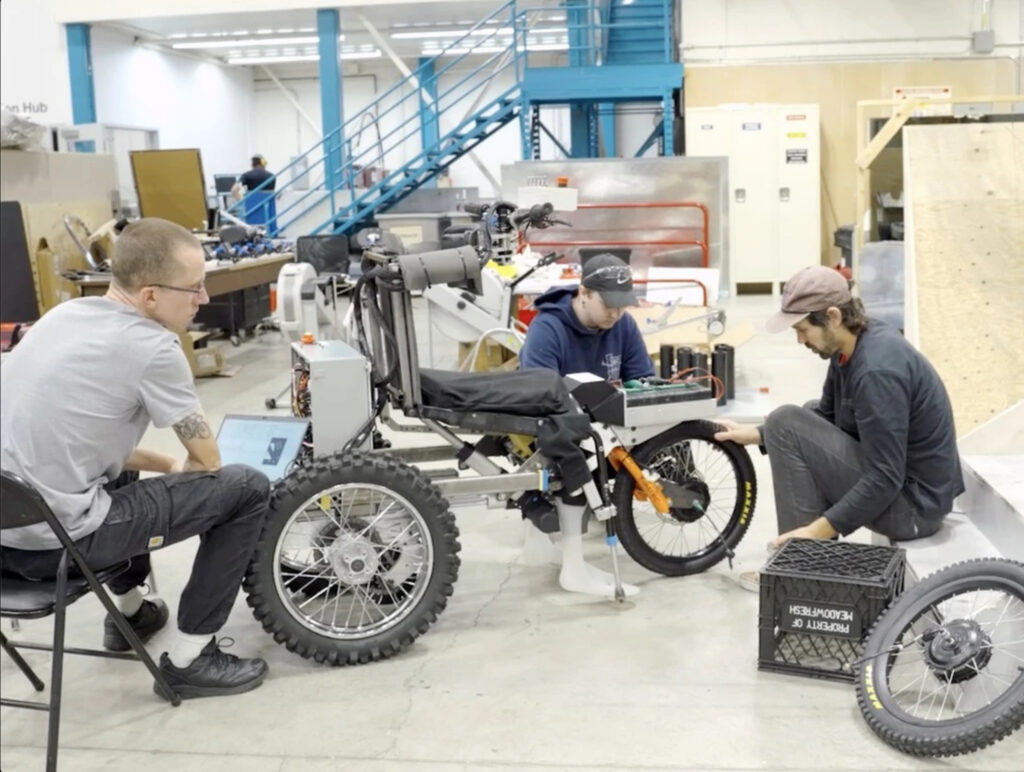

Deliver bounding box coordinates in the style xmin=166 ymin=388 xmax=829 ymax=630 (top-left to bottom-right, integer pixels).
xmin=418 ymin=368 xmax=594 ymax=491
xmin=420 ymin=367 xmax=576 ymax=416
xmin=1 ymin=563 xmax=129 ymax=619
xmin=418 ymin=406 xmax=549 ymax=437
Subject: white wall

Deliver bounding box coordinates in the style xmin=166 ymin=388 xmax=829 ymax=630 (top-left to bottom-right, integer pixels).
xmin=91 ymin=25 xmax=253 ymax=184
xmin=0 ymin=0 xmax=72 ymax=125
xmin=682 ymin=0 xmax=1023 ymax=64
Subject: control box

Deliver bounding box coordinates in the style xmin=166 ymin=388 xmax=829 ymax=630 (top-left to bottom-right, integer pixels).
xmin=291 ymin=340 xmax=373 ymax=455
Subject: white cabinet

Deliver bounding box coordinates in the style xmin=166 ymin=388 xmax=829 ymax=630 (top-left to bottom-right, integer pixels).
xmin=686 ymin=104 xmax=821 ymax=294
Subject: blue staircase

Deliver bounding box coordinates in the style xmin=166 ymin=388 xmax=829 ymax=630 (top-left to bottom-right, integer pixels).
xmin=231 ymin=0 xmax=680 ymax=239
xmin=605 ymin=0 xmax=673 ymax=64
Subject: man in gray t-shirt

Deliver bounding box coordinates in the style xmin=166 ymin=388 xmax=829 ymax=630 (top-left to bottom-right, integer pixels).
xmin=1 ymin=218 xmax=271 ymax=700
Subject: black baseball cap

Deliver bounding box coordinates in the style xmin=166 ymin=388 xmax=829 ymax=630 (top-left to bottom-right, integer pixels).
xmin=580 ymin=253 xmax=638 ymax=308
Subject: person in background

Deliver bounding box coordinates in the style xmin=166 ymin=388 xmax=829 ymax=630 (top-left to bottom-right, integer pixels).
xmin=232 ymin=154 xmax=275 ymax=199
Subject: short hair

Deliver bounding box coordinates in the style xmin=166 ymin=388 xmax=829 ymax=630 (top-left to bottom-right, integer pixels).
xmin=806 ymin=297 xmax=869 ymax=335
xmin=111 ymin=218 xmax=201 ymax=291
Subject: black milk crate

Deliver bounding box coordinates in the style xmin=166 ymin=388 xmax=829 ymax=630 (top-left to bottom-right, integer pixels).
xmin=758 ymin=538 xmax=906 ymax=683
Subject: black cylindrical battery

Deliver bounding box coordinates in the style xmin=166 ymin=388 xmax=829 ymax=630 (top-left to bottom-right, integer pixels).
xmin=711 ymin=347 xmax=728 ymax=406
xmin=675 ymin=346 xmax=694 ymax=373
xmin=659 ymin=344 xmax=674 ymax=379
xmin=693 ymin=351 xmax=709 ymax=378
xmin=715 ymin=343 xmax=736 ymax=399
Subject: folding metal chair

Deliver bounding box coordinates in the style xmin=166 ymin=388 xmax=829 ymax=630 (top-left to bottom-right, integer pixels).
xmin=0 ymin=470 xmax=180 ymax=772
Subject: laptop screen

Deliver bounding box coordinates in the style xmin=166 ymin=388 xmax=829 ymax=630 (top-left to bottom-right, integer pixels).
xmin=216 ymin=414 xmax=309 ymax=483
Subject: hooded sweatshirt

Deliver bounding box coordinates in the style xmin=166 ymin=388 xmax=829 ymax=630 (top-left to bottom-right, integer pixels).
xmin=519 ymin=287 xmax=654 ymax=382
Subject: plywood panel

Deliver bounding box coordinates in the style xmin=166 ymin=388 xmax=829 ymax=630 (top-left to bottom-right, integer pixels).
xmin=684 ymin=59 xmax=1015 ymax=264
xmin=130 ymin=148 xmax=209 ymax=230
xmin=903 ymin=122 xmax=1024 ymax=435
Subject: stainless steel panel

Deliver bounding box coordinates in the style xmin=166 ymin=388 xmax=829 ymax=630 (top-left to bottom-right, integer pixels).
xmin=502 ymin=157 xmax=730 ymax=293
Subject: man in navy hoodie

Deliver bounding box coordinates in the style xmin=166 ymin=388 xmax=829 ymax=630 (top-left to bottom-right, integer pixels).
xmin=519 ymin=253 xmax=654 ymax=381
xmin=513 ymin=255 xmax=650 ymax=598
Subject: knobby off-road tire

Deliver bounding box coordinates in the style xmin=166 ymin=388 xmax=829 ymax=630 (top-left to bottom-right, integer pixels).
xmin=244 ymin=451 xmax=461 ymax=665
xmin=856 ymin=558 xmax=1024 ymax=757
xmin=613 ymin=420 xmax=757 ymax=576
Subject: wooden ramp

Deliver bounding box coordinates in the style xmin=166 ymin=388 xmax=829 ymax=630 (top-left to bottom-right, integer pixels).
xmin=902 ymin=121 xmax=1024 ymax=436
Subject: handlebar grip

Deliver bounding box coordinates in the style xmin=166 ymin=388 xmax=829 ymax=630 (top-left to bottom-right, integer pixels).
xmin=461 ymin=202 xmax=487 ymax=216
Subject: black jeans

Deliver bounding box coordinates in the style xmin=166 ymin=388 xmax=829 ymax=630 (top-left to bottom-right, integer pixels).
xmin=2 ymin=465 xmax=270 ymax=635
xmin=763 ymin=402 xmax=942 ymax=541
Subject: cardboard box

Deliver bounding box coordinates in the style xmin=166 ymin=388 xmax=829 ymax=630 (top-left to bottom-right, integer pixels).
xmin=179 ymin=330 xmax=224 ymax=378
xmin=457 ymin=340 xmax=518 ymax=372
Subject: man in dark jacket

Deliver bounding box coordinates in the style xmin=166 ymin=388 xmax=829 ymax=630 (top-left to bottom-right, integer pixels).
xmin=715 ymin=266 xmax=964 ymax=588
xmin=519 ymin=253 xmax=654 ymax=381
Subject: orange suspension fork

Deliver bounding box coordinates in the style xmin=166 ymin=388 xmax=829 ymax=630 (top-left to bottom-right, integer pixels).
xmin=607 ymin=446 xmax=671 ymax=515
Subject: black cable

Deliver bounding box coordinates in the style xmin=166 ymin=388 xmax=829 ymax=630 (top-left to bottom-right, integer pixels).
xmin=352 ymin=267 xmax=400 ymax=387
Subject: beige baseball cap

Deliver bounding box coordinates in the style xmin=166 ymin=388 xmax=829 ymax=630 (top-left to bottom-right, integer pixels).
xmin=765 ymin=265 xmax=852 ymax=333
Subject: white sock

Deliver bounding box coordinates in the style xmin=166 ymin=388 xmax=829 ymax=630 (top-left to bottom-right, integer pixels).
xmin=166 ymin=631 xmax=214 ymax=668
xmin=115 ymin=587 xmax=144 ymax=618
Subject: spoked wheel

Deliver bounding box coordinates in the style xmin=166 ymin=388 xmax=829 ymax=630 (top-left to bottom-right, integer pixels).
xmin=856 ymin=558 xmax=1024 ymax=757
xmin=612 ymin=420 xmax=756 ymax=576
xmin=244 ymin=452 xmax=461 ymax=665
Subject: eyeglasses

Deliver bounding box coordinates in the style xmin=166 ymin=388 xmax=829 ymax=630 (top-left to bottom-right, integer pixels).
xmin=151 ymin=282 xmax=206 ymax=296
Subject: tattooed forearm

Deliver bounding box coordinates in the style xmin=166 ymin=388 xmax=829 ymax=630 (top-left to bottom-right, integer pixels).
xmin=173 ymin=412 xmax=212 ymax=441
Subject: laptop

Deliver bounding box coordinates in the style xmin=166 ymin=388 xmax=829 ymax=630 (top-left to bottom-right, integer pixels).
xmin=216 ymin=414 xmax=309 ymax=483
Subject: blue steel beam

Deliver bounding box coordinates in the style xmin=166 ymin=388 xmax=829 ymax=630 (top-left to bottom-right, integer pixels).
xmin=317 ymin=8 xmax=345 ymax=207
xmin=566 ymin=0 xmax=592 ymax=158
xmin=662 ymin=89 xmax=675 ymax=155
xmin=418 ymin=57 xmax=439 ymax=188
xmin=522 ymin=63 xmax=682 ymax=103
xmin=66 ymin=24 xmax=97 ymax=125
xmin=599 ymin=102 xmax=616 ymax=157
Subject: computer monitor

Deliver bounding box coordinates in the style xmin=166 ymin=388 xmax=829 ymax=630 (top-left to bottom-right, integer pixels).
xmin=214 ymin=174 xmax=239 ymax=194
xmin=216 ymin=414 xmax=309 ymax=483
xmin=296 ymin=234 xmax=350 ymax=276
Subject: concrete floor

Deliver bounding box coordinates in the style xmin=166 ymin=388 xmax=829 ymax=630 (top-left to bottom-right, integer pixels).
xmin=2 ymin=294 xmax=1022 ymax=771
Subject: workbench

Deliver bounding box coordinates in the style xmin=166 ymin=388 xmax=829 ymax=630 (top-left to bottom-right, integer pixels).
xmin=70 ymin=252 xmax=294 ymax=298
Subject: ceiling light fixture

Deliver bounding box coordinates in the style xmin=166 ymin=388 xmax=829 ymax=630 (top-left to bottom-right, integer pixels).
xmin=394 ymin=24 xmax=564 ymax=41
xmin=173 ymin=35 xmax=333 ymax=49
xmin=226 ymin=48 xmax=381 ymax=65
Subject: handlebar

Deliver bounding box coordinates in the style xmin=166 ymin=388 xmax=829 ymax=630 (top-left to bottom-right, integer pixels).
xmin=512 ymin=202 xmax=553 ymax=226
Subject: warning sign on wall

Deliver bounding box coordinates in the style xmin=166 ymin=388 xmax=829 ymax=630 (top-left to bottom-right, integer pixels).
xmin=893 ymin=85 xmax=953 ymax=117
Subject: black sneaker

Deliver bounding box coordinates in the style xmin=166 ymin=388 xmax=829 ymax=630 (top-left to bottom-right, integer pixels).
xmin=103 ymin=598 xmax=170 ymax=652
xmin=517 ymin=491 xmax=560 ymax=534
xmin=155 ymin=637 xmax=268 ymax=700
